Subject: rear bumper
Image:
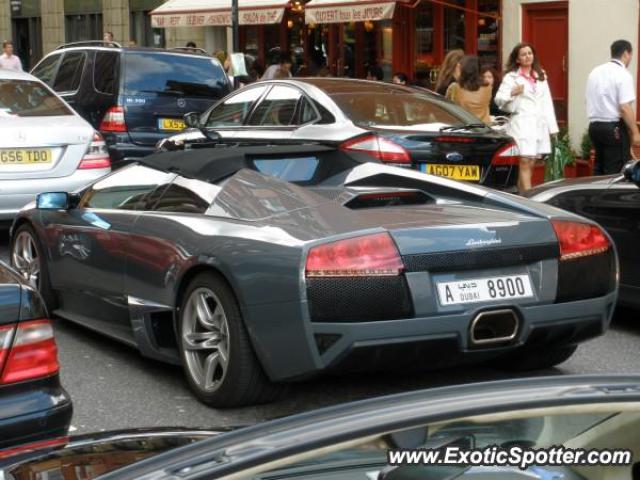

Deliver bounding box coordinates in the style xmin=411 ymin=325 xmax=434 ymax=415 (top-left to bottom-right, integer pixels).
xmin=0 ymin=169 xmax=109 ymax=221
xmin=102 ymin=133 xmax=156 ymax=166
xmin=0 ymin=376 xmax=73 ymax=450
xmin=248 ymin=292 xmax=616 ymax=382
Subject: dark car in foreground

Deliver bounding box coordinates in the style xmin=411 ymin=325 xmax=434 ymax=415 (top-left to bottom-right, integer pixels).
xmin=527 ymin=160 xmax=640 ymax=309
xmin=158 ymin=78 xmax=519 ymax=190
xmin=2 ymin=376 xmax=640 ymax=479
xmin=11 ymin=144 xmax=617 ymax=407
xmin=30 ymin=41 xmax=231 ymax=166
xmin=0 ymin=262 xmax=71 ymax=451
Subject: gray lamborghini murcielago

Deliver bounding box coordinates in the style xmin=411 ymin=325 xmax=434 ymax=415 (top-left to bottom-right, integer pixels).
xmin=10 ymin=144 xmax=618 ymax=407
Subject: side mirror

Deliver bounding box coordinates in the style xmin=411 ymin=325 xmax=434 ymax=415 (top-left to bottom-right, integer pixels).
xmin=623 ymin=160 xmax=640 ymax=186
xmin=36 ymin=192 xmax=75 ymax=210
xmin=183 ymin=111 xmax=201 ymax=128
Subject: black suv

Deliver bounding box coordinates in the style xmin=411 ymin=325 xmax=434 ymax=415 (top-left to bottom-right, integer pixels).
xmin=31 ymin=42 xmax=231 ymax=166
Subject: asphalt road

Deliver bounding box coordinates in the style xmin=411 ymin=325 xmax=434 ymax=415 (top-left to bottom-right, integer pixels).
xmin=1 ymin=231 xmax=638 ymax=434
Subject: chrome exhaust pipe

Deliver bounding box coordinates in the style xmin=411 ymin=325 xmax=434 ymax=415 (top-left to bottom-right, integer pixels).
xmin=470 ymin=309 xmax=519 ymax=346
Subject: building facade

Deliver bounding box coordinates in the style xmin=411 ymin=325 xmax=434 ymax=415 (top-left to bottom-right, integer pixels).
xmin=1 ymin=0 xmax=638 ymax=151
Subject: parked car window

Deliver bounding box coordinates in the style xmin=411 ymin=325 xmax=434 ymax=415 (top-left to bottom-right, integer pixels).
xmin=247 ymin=85 xmax=301 ymax=126
xmin=0 ymin=80 xmax=73 ymax=117
xmin=31 ymin=54 xmax=61 ymax=86
xmin=298 ymin=96 xmax=319 ymax=124
xmin=53 ymin=52 xmax=86 ymax=92
xmin=204 ymin=86 xmax=267 ymax=128
xmin=123 ymin=52 xmax=229 ymax=98
xmin=329 ymin=92 xmax=478 ymax=127
xmin=153 ymin=176 xmax=220 ymax=214
xmin=253 ymin=156 xmax=319 ymax=182
xmin=78 ymin=165 xmax=176 ymax=210
xmin=94 ymin=51 xmax=120 ymax=95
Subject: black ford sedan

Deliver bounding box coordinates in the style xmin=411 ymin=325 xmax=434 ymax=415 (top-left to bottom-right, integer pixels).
xmin=158 ymin=78 xmax=519 ymax=190
xmin=0 ymin=262 xmax=72 ymax=453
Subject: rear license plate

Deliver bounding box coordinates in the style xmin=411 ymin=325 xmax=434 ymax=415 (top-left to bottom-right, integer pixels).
xmin=0 ymin=149 xmax=52 ymax=165
xmin=437 ymin=274 xmax=534 ymax=306
xmin=422 ymin=163 xmax=480 ymax=181
xmin=157 ymin=118 xmax=186 ymax=131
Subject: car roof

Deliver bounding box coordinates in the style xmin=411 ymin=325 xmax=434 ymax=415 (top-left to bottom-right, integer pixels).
xmin=51 ymin=45 xmax=214 ymax=58
xmin=253 ymin=77 xmax=426 ymax=95
xmin=139 ymin=144 xmax=345 ymax=183
xmin=0 ymin=68 xmax=39 ymax=82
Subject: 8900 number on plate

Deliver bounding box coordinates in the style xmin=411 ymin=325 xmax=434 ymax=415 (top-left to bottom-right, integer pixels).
xmin=436 ymin=274 xmax=534 ymax=306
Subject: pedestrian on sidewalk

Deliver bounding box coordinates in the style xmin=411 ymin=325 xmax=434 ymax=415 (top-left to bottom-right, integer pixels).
xmin=495 ymin=42 xmax=558 ymax=192
xmin=435 ymin=49 xmax=464 ymax=96
xmin=445 ymin=55 xmax=491 ymax=124
xmin=0 ymin=41 xmax=23 ymax=71
xmin=586 ymin=39 xmax=640 ymax=175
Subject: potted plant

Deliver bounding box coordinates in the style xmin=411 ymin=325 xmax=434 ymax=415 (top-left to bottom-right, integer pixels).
xmin=545 ymin=130 xmax=576 ymax=181
xmin=578 ymin=131 xmax=594 ymax=176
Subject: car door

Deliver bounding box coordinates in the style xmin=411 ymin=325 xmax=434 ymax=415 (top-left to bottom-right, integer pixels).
xmin=51 ymin=51 xmax=87 ymax=115
xmin=42 ymin=165 xmax=175 ymax=343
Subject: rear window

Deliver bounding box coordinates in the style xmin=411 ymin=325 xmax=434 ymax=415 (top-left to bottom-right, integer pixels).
xmin=329 ymin=92 xmax=479 ymax=128
xmin=253 ymin=156 xmax=319 ymax=182
xmin=0 ymin=80 xmax=73 ymax=117
xmin=123 ymin=52 xmax=229 ymax=98
xmin=94 ymin=51 xmax=120 ymax=95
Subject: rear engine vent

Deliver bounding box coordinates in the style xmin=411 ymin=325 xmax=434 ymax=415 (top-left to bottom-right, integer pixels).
xmin=556 ymin=251 xmax=616 ymax=303
xmin=345 ymin=191 xmax=433 ymax=209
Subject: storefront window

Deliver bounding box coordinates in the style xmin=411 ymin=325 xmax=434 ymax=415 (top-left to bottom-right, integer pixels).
xmin=65 ymin=13 xmax=103 ymax=43
xmin=286 ymin=11 xmax=305 ymax=74
xmin=380 ymin=20 xmax=393 ymax=80
xmin=264 ymin=25 xmax=281 ymax=66
xmin=306 ymin=24 xmax=329 ymax=75
xmin=341 ymin=23 xmax=356 ymax=77
xmin=477 ymin=0 xmax=500 ymax=68
xmin=444 ymin=0 xmax=465 ymax=52
xmin=414 ymin=2 xmax=434 ymax=82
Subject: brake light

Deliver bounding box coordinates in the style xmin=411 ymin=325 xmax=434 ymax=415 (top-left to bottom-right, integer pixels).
xmin=0 ymin=319 xmax=59 ymax=385
xmin=435 ymin=136 xmax=476 ymax=143
xmin=78 ymin=132 xmax=111 ymax=170
xmin=99 ymin=106 xmax=127 ymax=132
xmin=0 ymin=324 xmax=15 ymax=374
xmin=491 ymin=142 xmax=520 ymax=166
xmin=341 ymin=135 xmax=411 ymax=164
xmin=551 ymin=220 xmax=611 ymax=261
xmin=305 ymin=232 xmax=404 ymax=277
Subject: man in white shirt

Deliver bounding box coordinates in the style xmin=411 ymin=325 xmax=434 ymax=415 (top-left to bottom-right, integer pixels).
xmin=586 ymin=39 xmax=640 ymax=175
xmin=0 ymin=41 xmax=23 ymax=71
xmin=261 ymin=52 xmax=293 ymax=80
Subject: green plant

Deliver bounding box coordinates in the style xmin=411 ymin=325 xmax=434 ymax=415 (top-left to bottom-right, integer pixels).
xmin=545 ymin=132 xmax=576 ymax=181
xmin=580 ymin=130 xmax=593 ymax=159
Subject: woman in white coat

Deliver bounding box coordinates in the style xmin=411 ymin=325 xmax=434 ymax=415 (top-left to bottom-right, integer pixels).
xmin=495 ymin=42 xmax=559 ymax=192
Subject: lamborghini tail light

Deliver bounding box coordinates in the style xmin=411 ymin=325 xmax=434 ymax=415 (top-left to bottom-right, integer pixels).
xmin=551 ymin=220 xmax=611 ymax=261
xmin=305 ymin=232 xmax=404 ymax=277
xmin=340 ymin=135 xmax=411 ymax=164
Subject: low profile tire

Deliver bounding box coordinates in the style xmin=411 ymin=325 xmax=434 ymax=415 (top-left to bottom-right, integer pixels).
xmin=495 ymin=345 xmax=578 ymax=371
xmin=11 ymin=224 xmax=57 ymax=310
xmin=178 ymin=272 xmax=284 ymax=407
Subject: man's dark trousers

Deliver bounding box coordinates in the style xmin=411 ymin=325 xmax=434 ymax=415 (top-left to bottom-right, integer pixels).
xmin=589 ymin=120 xmax=630 ymax=175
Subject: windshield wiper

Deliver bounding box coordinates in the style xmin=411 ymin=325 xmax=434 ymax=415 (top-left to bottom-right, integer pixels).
xmin=440 ymin=123 xmax=490 ymax=132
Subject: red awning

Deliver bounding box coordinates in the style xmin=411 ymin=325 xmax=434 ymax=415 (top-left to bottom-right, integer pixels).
xmin=150 ymin=0 xmax=290 ymax=27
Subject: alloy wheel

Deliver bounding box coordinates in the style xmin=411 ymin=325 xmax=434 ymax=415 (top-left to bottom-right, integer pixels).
xmin=181 ymin=287 xmax=230 ymax=393
xmin=12 ymin=231 xmax=40 ymax=289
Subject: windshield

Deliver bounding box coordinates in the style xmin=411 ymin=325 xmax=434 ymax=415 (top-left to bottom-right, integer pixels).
xmin=123 ymin=52 xmax=229 ymax=98
xmin=0 ymin=79 xmax=73 ymax=117
xmin=329 ymin=91 xmax=481 ymax=128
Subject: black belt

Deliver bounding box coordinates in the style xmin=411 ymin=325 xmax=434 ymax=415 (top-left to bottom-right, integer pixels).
xmin=590 ymin=120 xmax=622 ymax=125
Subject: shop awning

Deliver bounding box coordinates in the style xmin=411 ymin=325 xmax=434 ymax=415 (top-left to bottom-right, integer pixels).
xmin=150 ymin=0 xmax=290 ymax=27
xmin=305 ymin=0 xmax=405 ymax=24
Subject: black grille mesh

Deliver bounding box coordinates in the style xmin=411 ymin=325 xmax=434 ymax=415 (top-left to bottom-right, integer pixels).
xmin=307 ymin=276 xmax=413 ymax=322
xmin=402 ymin=243 xmax=559 ymax=272
xmin=556 ymin=250 xmax=616 ymax=303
